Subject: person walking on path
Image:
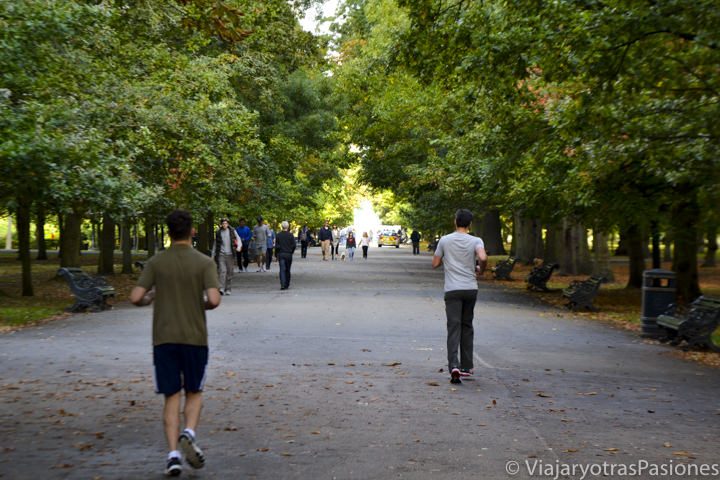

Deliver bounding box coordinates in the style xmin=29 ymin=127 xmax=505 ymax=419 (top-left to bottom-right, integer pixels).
xmin=318 ymin=220 xmax=333 ymax=261
xmin=346 ymin=231 xmax=357 ymax=260
xmin=276 ymin=221 xmax=296 ymax=290
xmin=130 ymin=209 xmax=221 ymax=476
xmin=253 ymin=216 xmax=270 ymax=272
xmin=235 ymin=218 xmax=252 ymax=272
xmin=431 ymin=209 xmax=487 ymax=385
xmin=331 ymin=225 xmax=340 ymax=260
xmin=265 ymin=224 xmax=276 ymax=271
xmin=411 ymin=230 xmax=421 ymax=255
xmin=298 ymin=224 xmax=310 ymax=259
xmin=359 ymin=232 xmax=370 ymax=259
xmin=211 ymin=218 xmax=242 ymax=295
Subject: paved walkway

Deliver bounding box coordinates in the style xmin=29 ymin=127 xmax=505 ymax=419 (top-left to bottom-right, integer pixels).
xmin=1 ymin=246 xmax=718 ymax=479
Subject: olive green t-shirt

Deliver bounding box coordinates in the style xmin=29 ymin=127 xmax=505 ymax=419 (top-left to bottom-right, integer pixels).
xmin=138 ymin=244 xmax=219 ymax=346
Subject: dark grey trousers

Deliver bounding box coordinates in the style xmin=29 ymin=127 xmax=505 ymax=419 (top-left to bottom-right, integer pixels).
xmin=444 ymin=289 xmax=478 ymax=371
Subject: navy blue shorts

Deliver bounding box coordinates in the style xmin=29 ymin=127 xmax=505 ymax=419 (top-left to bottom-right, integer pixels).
xmin=153 ymin=344 xmax=209 ymax=396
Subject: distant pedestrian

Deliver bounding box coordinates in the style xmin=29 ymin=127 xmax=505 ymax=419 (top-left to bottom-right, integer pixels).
xmin=411 ymin=230 xmax=421 ymax=255
xmin=431 ymin=209 xmax=487 ymax=385
xmin=359 ymin=232 xmax=370 ymax=259
xmin=265 ymin=224 xmax=276 ymax=271
xmin=298 ymin=224 xmax=310 ymax=259
xmin=235 ymin=218 xmax=252 ymax=271
xmin=331 ymin=225 xmax=340 ymax=260
xmin=253 ymin=216 xmax=270 ymax=272
xmin=211 ymin=218 xmax=242 ymax=295
xmin=318 ymin=220 xmax=333 ymax=261
xmin=346 ymin=231 xmax=357 ymax=260
xmin=130 ymin=209 xmax=221 ymax=477
xmin=276 ymin=221 xmax=296 ymax=290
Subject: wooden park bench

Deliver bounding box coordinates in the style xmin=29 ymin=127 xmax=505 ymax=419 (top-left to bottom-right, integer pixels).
xmin=563 ymin=276 xmax=605 ymax=311
xmin=57 ymin=268 xmax=115 ymax=312
xmin=656 ymin=296 xmax=720 ymax=352
xmin=491 ymin=256 xmax=518 ymax=280
xmin=526 ymin=262 xmax=559 ymax=292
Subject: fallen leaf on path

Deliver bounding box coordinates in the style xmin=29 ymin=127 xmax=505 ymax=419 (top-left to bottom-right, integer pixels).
xmin=311 ymin=431 xmax=321 ymax=435
xmin=673 ymin=451 xmax=696 ymax=458
xmin=604 ymin=448 xmax=619 ymax=452
xmin=383 ymin=362 xmax=402 ymax=367
xmin=426 ymin=381 xmax=440 ymax=386
xmin=564 ymin=448 xmax=579 ymax=453
xmin=281 ymin=452 xmax=293 ymax=457
xmin=578 ymin=392 xmax=598 ymax=396
xmin=257 ymin=448 xmax=270 ymax=452
xmin=362 ymin=349 xmax=371 ymax=352
xmin=536 ymin=392 xmax=552 ymax=398
xmin=224 ymin=426 xmax=238 ymax=431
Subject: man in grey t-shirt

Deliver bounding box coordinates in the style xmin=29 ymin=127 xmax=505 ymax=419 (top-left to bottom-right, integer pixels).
xmin=432 ymin=209 xmax=488 ymax=384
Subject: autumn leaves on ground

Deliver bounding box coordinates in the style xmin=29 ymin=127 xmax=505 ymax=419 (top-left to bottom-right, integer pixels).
xmin=1 ymin=251 xmax=719 ymax=368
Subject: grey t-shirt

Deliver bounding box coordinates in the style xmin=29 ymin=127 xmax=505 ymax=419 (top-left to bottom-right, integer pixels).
xmin=220 ymin=228 xmax=232 ymax=255
xmin=253 ymin=224 xmax=269 ymax=246
xmin=435 ymin=232 xmax=485 ymax=292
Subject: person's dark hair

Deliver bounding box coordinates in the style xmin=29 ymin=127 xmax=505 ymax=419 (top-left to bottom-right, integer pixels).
xmin=239 ymin=217 xmax=246 ymax=223
xmin=166 ymin=210 xmax=193 ymax=241
xmin=455 ymin=209 xmax=473 ymax=228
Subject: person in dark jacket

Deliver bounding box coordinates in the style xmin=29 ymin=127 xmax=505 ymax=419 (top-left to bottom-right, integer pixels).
xmin=318 ymin=220 xmax=333 ymax=261
xmin=276 ymin=221 xmax=296 ymax=290
xmin=411 ymin=230 xmax=421 ymax=255
xmin=298 ymin=224 xmax=310 ymax=259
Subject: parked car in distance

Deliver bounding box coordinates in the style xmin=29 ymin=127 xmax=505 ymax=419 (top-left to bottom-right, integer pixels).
xmin=378 ymin=230 xmax=400 ymax=248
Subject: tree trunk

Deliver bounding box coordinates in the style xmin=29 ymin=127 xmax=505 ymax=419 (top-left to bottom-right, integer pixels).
xmin=36 ymin=207 xmax=47 ymax=260
xmin=650 ymin=221 xmax=661 ymax=269
xmin=98 ymin=215 xmax=115 ymax=275
xmin=121 ymin=219 xmax=133 ymax=274
xmin=592 ymin=229 xmax=614 ymax=281
xmin=614 ymin=231 xmax=628 ymax=256
xmin=625 ymin=224 xmax=645 ymax=289
xmin=557 ymin=220 xmax=592 ymax=275
xmin=479 ymin=209 xmax=506 ymax=256
xmin=197 ymin=217 xmax=210 ymax=255
xmin=662 ymin=232 xmax=673 ymax=262
xmin=146 ymin=217 xmax=156 ymax=258
xmin=4 ymin=214 xmax=11 ymax=249
xmin=17 ymin=200 xmax=34 ymax=296
xmin=513 ymin=212 xmax=542 ymax=264
xmin=701 ymin=223 xmax=718 ymax=267
xmin=60 ymin=212 xmax=82 ymax=268
xmin=671 ymin=190 xmax=702 ymax=302
xmin=544 ymin=224 xmax=562 ymax=264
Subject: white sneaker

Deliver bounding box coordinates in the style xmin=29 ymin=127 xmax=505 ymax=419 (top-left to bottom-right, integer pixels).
xmin=178 ymin=431 xmax=205 ymax=469
xmin=224 ymin=290 xmax=231 ymax=296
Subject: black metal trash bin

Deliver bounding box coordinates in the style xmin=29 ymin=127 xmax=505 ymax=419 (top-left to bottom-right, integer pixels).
xmin=641 ymin=269 xmax=676 ymax=338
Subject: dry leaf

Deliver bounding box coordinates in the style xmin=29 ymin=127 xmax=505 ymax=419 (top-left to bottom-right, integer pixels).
xmin=673 ymin=451 xmax=696 ymax=458
xmin=426 ymin=381 xmax=440 ymax=387
xmin=383 ymin=362 xmax=402 ymax=367
xmin=536 ymin=392 xmax=552 ymax=398
xmin=564 ymin=448 xmax=579 ymax=453
xmin=604 ymin=448 xmax=619 ymax=452
xmin=257 ymin=448 xmax=270 ymax=452
xmin=663 ymin=442 xmax=672 ymax=448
